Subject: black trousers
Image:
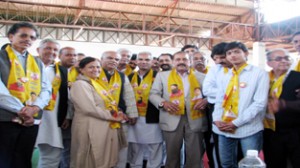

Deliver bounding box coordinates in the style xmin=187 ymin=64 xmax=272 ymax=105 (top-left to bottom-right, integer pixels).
xmin=263 ymin=129 xmax=300 ymax=168
xmin=0 ymin=122 xmax=38 ymax=168
xmin=204 ymin=103 xmax=222 ymax=168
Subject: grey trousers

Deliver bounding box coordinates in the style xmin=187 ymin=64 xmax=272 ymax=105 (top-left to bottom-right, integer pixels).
xmin=38 ymin=144 xmax=62 ymax=168
xmin=163 ymin=115 xmax=205 ymax=168
xmin=115 ymin=124 xmax=129 ymax=168
xmin=128 ymin=142 xmax=163 ymax=168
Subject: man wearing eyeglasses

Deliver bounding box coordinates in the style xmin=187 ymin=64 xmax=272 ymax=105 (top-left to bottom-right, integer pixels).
xmin=291 ymin=31 xmax=300 ymax=71
xmin=0 ymin=22 xmax=51 ymax=167
xmin=263 ymin=48 xmax=300 ymax=168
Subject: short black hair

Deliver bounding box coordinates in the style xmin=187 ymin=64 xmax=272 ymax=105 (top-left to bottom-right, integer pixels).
xmin=210 ymin=42 xmax=228 ymax=59
xmin=1 ymin=43 xmax=10 ymax=50
xmin=171 ymin=84 xmax=178 ymax=87
xmin=77 ymin=53 xmax=85 ymax=56
xmin=181 ymin=44 xmax=198 ymax=52
xmin=7 ymin=22 xmax=39 ymax=38
xmin=79 ymin=57 xmax=97 ymax=69
xmin=292 ymin=31 xmax=300 ymax=39
xmin=131 ymin=54 xmax=137 ymax=60
xmin=224 ymin=41 xmax=248 ymax=53
xmin=158 ymin=53 xmax=173 ymax=60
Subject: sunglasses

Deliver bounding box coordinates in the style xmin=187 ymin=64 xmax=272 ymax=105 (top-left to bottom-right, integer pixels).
xmin=18 ymin=33 xmax=37 ymax=41
xmin=269 ymin=56 xmax=291 ymax=62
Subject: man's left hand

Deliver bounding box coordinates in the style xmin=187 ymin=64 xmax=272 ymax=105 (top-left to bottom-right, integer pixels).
xmin=193 ymin=98 xmax=208 ymax=110
xmin=128 ymin=117 xmax=137 ymax=125
xmin=19 ymin=106 xmax=40 ymax=118
xmin=221 ymin=122 xmax=237 ymax=133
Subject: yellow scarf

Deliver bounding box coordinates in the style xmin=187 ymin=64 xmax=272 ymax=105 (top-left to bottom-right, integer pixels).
xmin=6 ymin=45 xmax=41 ymax=104
xmin=294 ymin=60 xmax=300 ymax=72
xmin=222 ymin=64 xmax=248 ymax=122
xmin=130 ymin=69 xmax=154 ymax=116
xmin=223 ymin=67 xmax=229 ymax=74
xmin=44 ymin=63 xmax=62 ymax=111
xmin=98 ymin=69 xmax=122 ymax=128
xmin=203 ymin=66 xmax=210 ymax=74
xmin=124 ymin=64 xmax=133 ymax=76
xmin=263 ymin=71 xmax=286 ymax=131
xmin=68 ymin=66 xmax=79 ymax=87
xmin=168 ymin=68 xmax=205 ymax=119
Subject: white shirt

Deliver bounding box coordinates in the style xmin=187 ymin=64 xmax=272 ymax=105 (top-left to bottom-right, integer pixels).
xmin=36 ymin=65 xmax=63 ymax=148
xmin=203 ymin=64 xmax=227 ymax=104
xmin=178 ymin=71 xmax=190 ymax=98
xmin=212 ymin=65 xmax=269 ymax=138
xmin=127 ymin=73 xmax=163 ymax=144
xmin=290 ymin=54 xmax=300 ymax=71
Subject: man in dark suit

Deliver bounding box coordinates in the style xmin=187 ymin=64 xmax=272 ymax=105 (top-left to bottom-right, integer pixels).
xmin=35 ymin=38 xmax=69 ymax=168
xmin=264 ymin=48 xmax=300 ymax=168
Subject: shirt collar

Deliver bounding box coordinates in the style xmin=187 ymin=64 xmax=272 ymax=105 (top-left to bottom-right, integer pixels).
xmin=138 ymin=69 xmax=151 ymax=78
xmin=175 ymin=68 xmax=190 ymax=77
xmin=230 ymin=64 xmax=251 ymax=73
xmin=11 ymin=47 xmax=27 ymax=57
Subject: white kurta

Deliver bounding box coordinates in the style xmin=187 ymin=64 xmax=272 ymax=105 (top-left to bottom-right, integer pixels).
xmin=35 ymin=65 xmax=63 ymax=148
xmin=127 ymin=116 xmax=163 ymax=144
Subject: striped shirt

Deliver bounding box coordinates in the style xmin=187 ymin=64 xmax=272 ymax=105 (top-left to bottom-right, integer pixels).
xmin=212 ymin=64 xmax=269 ymax=138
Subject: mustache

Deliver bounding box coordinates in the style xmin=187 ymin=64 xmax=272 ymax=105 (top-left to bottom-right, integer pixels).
xmin=177 ymin=63 xmax=187 ymax=67
xmin=195 ymin=61 xmax=204 ymax=66
xmin=161 ymin=64 xmax=171 ymax=67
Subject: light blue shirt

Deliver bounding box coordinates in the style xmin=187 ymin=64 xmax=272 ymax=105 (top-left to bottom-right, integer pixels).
xmin=0 ymin=49 xmax=52 ymax=112
xmin=203 ymin=64 xmax=227 ymax=104
xmin=212 ymin=64 xmax=269 ymax=138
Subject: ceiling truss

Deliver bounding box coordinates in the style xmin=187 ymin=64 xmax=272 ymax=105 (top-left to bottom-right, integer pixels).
xmin=0 ymin=0 xmax=298 ymax=50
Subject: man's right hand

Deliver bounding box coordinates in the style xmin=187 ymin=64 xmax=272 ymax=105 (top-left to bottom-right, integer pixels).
xmin=163 ymin=101 xmax=180 ymax=115
xmin=22 ymin=116 xmax=34 ymax=127
xmin=61 ymin=119 xmax=70 ymax=129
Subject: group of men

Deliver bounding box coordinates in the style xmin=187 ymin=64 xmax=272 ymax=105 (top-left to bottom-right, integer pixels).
xmin=0 ymin=21 xmax=300 ymax=168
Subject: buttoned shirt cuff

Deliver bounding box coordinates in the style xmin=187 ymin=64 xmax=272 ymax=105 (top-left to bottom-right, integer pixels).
xmin=32 ymin=99 xmax=45 ymax=110
xmin=232 ymin=120 xmax=241 ymax=128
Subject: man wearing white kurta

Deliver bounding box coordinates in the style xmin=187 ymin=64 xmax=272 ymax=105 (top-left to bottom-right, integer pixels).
xmin=35 ymin=39 xmax=69 ymax=168
xmin=127 ymin=52 xmax=163 ymax=168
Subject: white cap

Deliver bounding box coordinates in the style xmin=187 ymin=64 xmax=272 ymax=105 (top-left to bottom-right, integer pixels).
xmin=246 ymin=150 xmax=258 ymax=157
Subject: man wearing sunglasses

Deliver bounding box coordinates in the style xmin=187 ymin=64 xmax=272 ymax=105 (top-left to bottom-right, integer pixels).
xmin=0 ymin=22 xmax=51 ymax=167
xmin=263 ymin=48 xmax=300 ymax=168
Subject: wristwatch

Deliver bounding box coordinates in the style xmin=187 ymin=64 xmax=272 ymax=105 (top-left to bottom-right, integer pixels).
xmin=158 ymin=101 xmax=165 ymax=109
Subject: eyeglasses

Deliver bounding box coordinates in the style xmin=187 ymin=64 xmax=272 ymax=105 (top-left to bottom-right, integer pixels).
xmin=18 ymin=33 xmax=37 ymax=41
xmin=193 ymin=57 xmax=206 ymax=61
xmin=292 ymin=40 xmax=299 ymax=44
xmin=269 ymin=56 xmax=291 ymax=62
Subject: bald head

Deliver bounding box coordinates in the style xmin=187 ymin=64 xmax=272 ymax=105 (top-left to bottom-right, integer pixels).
xmin=59 ymin=47 xmax=77 ymax=68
